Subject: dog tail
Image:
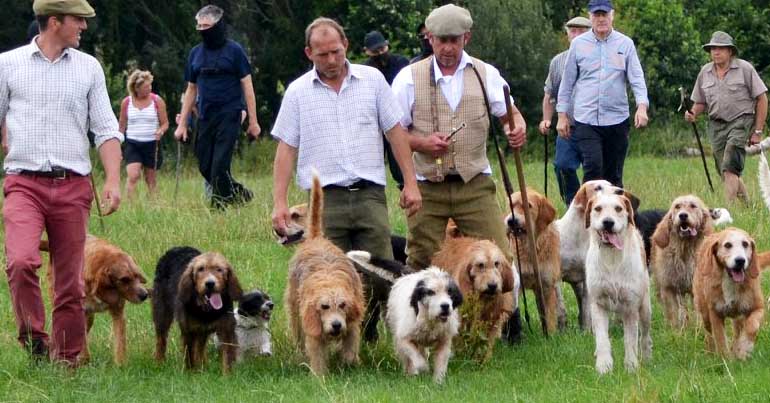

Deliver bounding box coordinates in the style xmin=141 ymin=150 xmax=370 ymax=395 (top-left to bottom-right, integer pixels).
xmin=346 ymin=250 xmax=412 ymax=284
xmin=757 ymin=251 xmax=770 ymax=271
xmin=308 ymin=172 xmax=323 ymax=240
xmin=758 ymin=151 xmax=770 ymax=213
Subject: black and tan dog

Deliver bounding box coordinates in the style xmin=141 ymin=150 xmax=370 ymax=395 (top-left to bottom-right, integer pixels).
xmin=152 ymin=247 xmax=242 ymax=374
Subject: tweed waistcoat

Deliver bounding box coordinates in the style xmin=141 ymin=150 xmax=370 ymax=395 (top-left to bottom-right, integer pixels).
xmin=410 ymin=57 xmax=489 ymax=182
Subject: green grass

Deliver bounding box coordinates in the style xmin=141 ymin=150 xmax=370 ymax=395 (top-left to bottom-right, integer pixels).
xmin=2 ymin=136 xmax=770 ymax=402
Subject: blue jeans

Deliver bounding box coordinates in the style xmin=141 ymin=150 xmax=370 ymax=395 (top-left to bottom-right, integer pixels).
xmin=554 ymin=129 xmax=582 ymax=205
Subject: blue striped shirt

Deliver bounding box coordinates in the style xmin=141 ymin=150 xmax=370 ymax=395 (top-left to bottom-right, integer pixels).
xmin=556 ymin=30 xmax=649 ymax=126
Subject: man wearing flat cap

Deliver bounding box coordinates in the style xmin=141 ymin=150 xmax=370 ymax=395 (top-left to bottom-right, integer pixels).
xmin=685 ymin=31 xmax=768 ymax=203
xmin=539 ymin=16 xmax=591 ymax=207
xmin=392 ymin=4 xmax=526 ymax=281
xmin=0 ymin=0 xmax=123 ymax=367
xmin=363 ymin=30 xmax=410 ymax=190
xmin=557 ymin=0 xmax=649 ymax=189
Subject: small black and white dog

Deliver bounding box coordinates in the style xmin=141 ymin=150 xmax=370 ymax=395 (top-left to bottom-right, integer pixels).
xmin=214 ymin=290 xmax=274 ymax=361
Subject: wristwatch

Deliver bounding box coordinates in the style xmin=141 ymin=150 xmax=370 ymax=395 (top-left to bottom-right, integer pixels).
xmin=754 ymin=129 xmax=764 ymax=135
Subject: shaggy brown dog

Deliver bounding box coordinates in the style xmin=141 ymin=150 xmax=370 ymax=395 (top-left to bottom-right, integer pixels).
xmin=505 ymin=188 xmax=561 ymax=335
xmin=152 ymin=247 xmax=242 ymax=374
xmin=42 ymin=236 xmax=148 ymax=366
xmin=693 ymin=228 xmax=765 ymax=359
xmin=651 ymin=195 xmax=713 ymax=329
xmin=284 ymin=176 xmax=365 ymax=375
xmin=432 ymin=237 xmax=515 ymax=360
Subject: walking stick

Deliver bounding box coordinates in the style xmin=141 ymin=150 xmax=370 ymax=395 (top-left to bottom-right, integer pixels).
xmin=502 ymin=85 xmax=549 ymax=337
xmin=543 ymin=130 xmax=548 ymax=198
xmin=678 ymin=87 xmax=715 ymax=192
xmin=89 ymin=169 xmax=106 ymax=233
xmin=153 ymin=138 xmax=160 ymax=172
xmin=174 ymin=139 xmax=182 ymax=201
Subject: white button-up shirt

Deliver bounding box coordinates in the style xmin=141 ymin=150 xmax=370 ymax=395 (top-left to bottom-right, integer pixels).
xmin=391 ymin=51 xmax=514 ymax=177
xmin=0 ymin=38 xmax=123 ymax=175
xmin=271 ymin=62 xmax=403 ymax=190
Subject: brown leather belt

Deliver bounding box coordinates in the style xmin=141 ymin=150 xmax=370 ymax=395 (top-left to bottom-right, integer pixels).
xmin=19 ymin=168 xmax=85 ymax=179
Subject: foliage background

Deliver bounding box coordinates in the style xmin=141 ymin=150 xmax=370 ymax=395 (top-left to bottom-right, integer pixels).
xmin=2 ymin=0 xmax=768 ymax=139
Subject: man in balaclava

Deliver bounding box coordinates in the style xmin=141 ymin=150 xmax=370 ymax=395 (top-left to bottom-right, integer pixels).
xmin=410 ymin=22 xmax=433 ymax=64
xmin=174 ymin=4 xmax=261 ymax=209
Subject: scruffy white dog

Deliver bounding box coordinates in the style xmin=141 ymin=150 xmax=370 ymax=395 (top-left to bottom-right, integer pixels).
xmin=386 ymin=267 xmax=463 ymax=383
xmin=214 ymin=290 xmax=274 ymax=361
xmin=585 ymin=193 xmax=652 ymax=374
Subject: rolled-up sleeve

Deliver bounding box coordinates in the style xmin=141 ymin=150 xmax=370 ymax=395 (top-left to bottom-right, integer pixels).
xmin=691 ymin=69 xmax=706 ymax=104
xmin=88 ymin=61 xmax=122 ymax=148
xmin=626 ymin=42 xmax=649 ymax=106
xmin=376 ymin=74 xmax=403 ymax=132
xmin=556 ymin=44 xmax=578 ymax=113
xmin=391 ymin=67 xmax=414 ymax=127
xmin=483 ymin=62 xmax=514 ymax=118
xmin=271 ymin=84 xmax=300 ymax=147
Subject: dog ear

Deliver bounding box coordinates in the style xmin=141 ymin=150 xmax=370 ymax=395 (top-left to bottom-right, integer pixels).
xmin=301 ymin=300 xmax=323 ymax=338
xmin=447 ymin=278 xmax=463 ymax=309
xmin=226 ymin=266 xmax=243 ymax=301
xmin=624 ymin=191 xmax=641 ymax=212
xmin=535 ymin=195 xmax=557 ymax=236
xmin=652 ymin=211 xmax=672 ymax=248
xmin=749 ymin=238 xmax=760 ymax=279
xmin=700 ymin=207 xmax=714 ymax=235
xmin=700 ymin=233 xmax=723 ymax=281
xmin=573 ymin=185 xmax=588 ymax=210
xmin=584 ymin=198 xmax=595 ymax=229
xmin=623 ymin=197 xmax=636 ymax=227
xmin=501 ymin=258 xmax=515 ymax=294
xmin=177 ymin=265 xmax=196 ymax=304
xmin=410 ymin=280 xmax=426 ymax=316
xmin=84 ymin=252 xmax=110 ymax=298
xmin=127 ymin=256 xmax=148 ymax=284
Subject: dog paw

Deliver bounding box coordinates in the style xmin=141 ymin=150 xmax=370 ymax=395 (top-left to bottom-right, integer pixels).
xmin=624 ymin=357 xmax=639 ymax=373
xmin=260 ymin=350 xmax=272 ymax=357
xmin=342 ymin=351 xmax=360 ymax=366
xmin=641 ymin=339 xmax=653 ymax=360
xmin=595 ymin=355 xmax=613 ymax=374
xmin=433 ymin=370 xmax=447 ymax=384
xmin=413 ymin=359 xmax=429 ymax=374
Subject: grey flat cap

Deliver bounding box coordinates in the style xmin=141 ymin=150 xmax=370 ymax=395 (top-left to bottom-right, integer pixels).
xmin=703 ymin=31 xmax=738 ymax=52
xmin=425 ymin=4 xmax=473 ymax=37
xmin=565 ymin=16 xmax=591 ymax=29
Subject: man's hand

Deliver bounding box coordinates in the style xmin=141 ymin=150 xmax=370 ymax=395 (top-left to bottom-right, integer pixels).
xmin=421 ymin=133 xmax=449 ymax=157
xmin=399 ymin=182 xmax=422 ymax=217
xmin=556 ymin=113 xmax=571 ymax=139
xmin=247 ymin=122 xmax=261 ymax=140
xmin=174 ymin=124 xmax=188 ymax=142
xmin=100 ymin=179 xmax=121 ymax=216
xmin=684 ymin=110 xmax=696 ymax=123
xmin=634 ymin=107 xmax=649 ymax=129
xmin=538 ymin=120 xmax=551 ymax=136
xmin=271 ymin=204 xmax=291 ymax=237
xmin=750 ymin=131 xmax=761 ymax=146
xmin=506 ymin=124 xmax=526 ymax=149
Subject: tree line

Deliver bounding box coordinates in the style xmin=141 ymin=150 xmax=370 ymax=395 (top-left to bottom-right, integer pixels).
xmin=1 ymin=0 xmax=768 ymax=135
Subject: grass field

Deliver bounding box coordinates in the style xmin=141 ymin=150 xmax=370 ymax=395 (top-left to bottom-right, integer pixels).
xmin=2 ymin=137 xmax=770 ymax=402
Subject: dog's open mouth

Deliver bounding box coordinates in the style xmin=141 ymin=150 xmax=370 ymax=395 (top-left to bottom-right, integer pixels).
xmin=678 ymin=223 xmax=697 ymax=237
xmin=261 ymin=308 xmax=272 ymax=321
xmin=728 ymin=267 xmax=746 ymax=283
xmin=437 ymin=313 xmax=450 ymax=322
xmin=507 ymin=222 xmax=526 ymax=237
xmin=277 ymin=230 xmax=304 ymax=246
xmin=599 ymin=230 xmax=623 ymax=250
xmin=205 ymin=293 xmax=224 ymax=310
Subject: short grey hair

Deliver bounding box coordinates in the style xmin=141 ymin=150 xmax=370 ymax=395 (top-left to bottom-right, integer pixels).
xmin=196 ymin=5 xmax=224 ymax=24
xmin=305 ymin=17 xmax=347 ymax=48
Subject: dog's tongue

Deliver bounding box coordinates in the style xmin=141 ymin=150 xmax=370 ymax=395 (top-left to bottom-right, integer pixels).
xmin=681 ymin=226 xmax=698 ymax=237
xmin=602 ymin=231 xmax=624 ymax=250
xmin=729 ymin=269 xmax=746 ymax=283
xmin=208 ymin=293 xmax=223 ymax=310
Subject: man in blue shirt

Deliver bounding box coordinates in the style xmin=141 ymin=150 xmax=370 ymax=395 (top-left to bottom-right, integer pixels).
xmin=174 ymin=5 xmax=261 ymax=209
xmin=556 ymin=0 xmax=649 ymax=188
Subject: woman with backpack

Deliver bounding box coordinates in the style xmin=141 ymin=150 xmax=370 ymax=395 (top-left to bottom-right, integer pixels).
xmin=119 ymin=70 xmax=169 ymax=198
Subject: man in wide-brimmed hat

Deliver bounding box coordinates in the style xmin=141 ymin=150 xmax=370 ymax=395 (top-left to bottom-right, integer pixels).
xmin=685 ymin=31 xmax=768 ymax=203
xmin=0 ymin=0 xmax=123 ymax=367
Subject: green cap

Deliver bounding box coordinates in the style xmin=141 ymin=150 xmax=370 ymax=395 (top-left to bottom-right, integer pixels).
xmin=565 ymin=16 xmax=591 ymax=29
xmin=702 ymin=31 xmax=737 ymax=52
xmin=425 ymin=4 xmax=473 ymax=37
xmin=33 ymin=0 xmax=96 ymax=18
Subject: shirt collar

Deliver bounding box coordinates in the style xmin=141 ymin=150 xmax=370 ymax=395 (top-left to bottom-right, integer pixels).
xmin=431 ymin=51 xmax=472 ymax=82
xmin=705 ymin=58 xmax=739 ymax=73
xmin=589 ymin=29 xmax=615 ymax=42
xmin=311 ymin=60 xmax=359 ymax=84
xmin=27 ymin=35 xmax=71 ymax=62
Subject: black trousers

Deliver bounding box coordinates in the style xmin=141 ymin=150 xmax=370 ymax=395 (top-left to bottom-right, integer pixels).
xmin=573 ymin=119 xmax=630 ymax=188
xmin=383 ymin=134 xmax=404 ymax=190
xmin=196 ymin=110 xmax=251 ymax=208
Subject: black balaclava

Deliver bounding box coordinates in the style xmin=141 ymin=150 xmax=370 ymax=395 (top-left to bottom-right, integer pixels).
xmin=201 ymin=19 xmax=227 ymax=49
xmin=372 ymin=52 xmax=391 ymax=68
xmin=420 ymin=37 xmax=433 ymax=56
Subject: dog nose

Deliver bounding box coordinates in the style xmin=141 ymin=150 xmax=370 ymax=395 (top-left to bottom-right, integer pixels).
xmin=602 ymin=219 xmax=614 ymax=231
xmin=440 ymin=303 xmax=450 ymax=313
xmin=506 ymin=216 xmax=516 ymax=229
xmin=266 ymin=301 xmax=274 ymax=310
xmin=138 ymin=290 xmax=148 ymax=301
xmin=734 ymin=257 xmax=746 ymax=269
xmin=331 ymin=321 xmax=342 ymax=331
xmin=678 ymin=212 xmax=688 ymax=221
xmin=205 ymin=280 xmax=216 ymax=290
xmin=486 ymin=283 xmax=498 ymax=293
